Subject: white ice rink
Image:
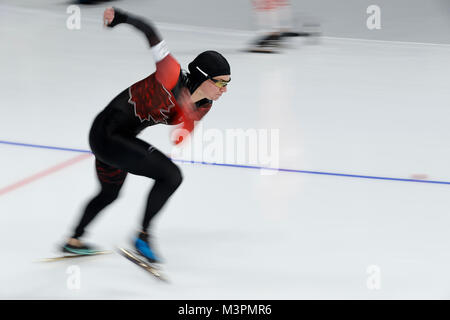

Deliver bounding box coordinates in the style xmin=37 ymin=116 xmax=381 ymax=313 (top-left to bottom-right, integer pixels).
xmin=1 ymin=1 xmax=450 ymax=299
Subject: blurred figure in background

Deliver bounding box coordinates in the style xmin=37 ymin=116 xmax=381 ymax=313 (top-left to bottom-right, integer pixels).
xmin=75 ymin=0 xmax=114 ymax=5
xmin=247 ymin=0 xmax=319 ymax=53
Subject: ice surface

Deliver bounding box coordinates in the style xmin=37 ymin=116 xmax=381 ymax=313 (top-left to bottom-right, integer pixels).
xmin=1 ymin=1 xmax=450 ymax=299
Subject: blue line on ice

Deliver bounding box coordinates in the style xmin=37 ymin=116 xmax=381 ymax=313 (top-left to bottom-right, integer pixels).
xmin=1 ymin=140 xmax=449 ymax=185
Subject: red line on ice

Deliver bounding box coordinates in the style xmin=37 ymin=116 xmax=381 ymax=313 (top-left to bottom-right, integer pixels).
xmin=0 ymin=153 xmax=92 ymax=196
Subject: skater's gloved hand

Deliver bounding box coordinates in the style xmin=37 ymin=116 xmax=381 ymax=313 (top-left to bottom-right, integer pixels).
xmin=103 ymin=7 xmax=128 ymax=28
xmin=171 ymin=128 xmax=190 ymax=145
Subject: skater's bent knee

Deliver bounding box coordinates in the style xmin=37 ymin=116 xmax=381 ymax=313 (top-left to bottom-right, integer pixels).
xmin=167 ymin=166 xmax=183 ymax=189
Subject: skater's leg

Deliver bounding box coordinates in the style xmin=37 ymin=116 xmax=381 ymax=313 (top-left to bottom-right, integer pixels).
xmin=96 ymin=135 xmax=182 ymax=262
xmin=95 ymin=134 xmax=183 ymax=231
xmin=83 ymin=132 xmax=182 ymax=261
xmin=135 ymin=148 xmax=182 ymax=263
xmin=138 ymin=148 xmax=183 ymax=232
xmin=71 ymin=159 xmax=128 ymax=240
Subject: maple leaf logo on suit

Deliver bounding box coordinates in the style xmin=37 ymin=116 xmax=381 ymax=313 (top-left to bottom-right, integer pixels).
xmin=128 ymin=73 xmax=176 ymax=124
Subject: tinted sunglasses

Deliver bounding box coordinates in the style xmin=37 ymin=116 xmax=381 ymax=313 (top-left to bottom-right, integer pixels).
xmin=196 ymin=66 xmax=230 ymax=88
xmin=210 ymin=78 xmax=231 ymax=88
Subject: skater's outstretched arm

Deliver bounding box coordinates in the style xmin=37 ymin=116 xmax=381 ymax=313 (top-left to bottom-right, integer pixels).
xmin=104 ymin=7 xmax=180 ymax=89
xmin=103 ymin=7 xmax=162 ymax=47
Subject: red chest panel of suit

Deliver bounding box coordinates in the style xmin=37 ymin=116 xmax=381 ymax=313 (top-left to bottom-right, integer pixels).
xmin=128 ymin=73 xmax=179 ymax=124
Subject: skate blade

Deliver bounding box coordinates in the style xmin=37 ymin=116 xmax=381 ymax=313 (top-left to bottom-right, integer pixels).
xmin=118 ymin=247 xmax=168 ymax=282
xmin=38 ymin=250 xmax=111 ymax=262
xmin=127 ymin=248 xmax=162 ymax=269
